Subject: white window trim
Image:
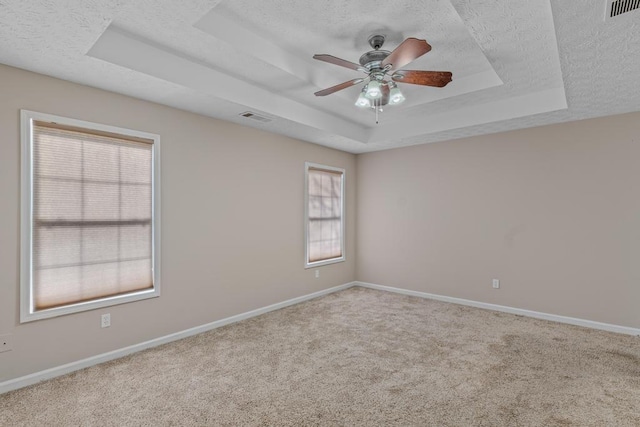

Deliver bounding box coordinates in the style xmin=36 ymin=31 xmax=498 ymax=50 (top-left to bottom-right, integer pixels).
xmin=20 ymin=110 xmax=162 ymax=322
xmin=304 ymin=162 xmax=345 ymax=269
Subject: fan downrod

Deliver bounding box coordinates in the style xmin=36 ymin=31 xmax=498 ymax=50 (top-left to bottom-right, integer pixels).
xmin=367 ymin=34 xmax=386 ymax=50
xmin=360 ymin=35 xmax=390 ymax=70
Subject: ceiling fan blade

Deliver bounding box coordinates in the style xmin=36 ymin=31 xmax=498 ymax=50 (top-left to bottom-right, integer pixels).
xmin=314 ymin=78 xmax=366 ymax=96
xmin=380 ymin=84 xmax=390 ymax=106
xmin=313 ymin=54 xmax=365 ymax=72
xmin=392 ymin=70 xmax=452 ymax=87
xmin=381 ymin=38 xmax=432 ymax=72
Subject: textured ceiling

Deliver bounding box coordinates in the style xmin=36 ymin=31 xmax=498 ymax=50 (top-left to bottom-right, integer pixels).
xmin=0 ymin=1 xmax=638 ymax=153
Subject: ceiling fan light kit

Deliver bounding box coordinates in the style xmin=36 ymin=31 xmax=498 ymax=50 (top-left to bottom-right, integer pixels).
xmin=355 ymin=90 xmax=371 ymax=108
xmin=313 ymin=34 xmax=452 ymax=122
xmin=365 ymin=80 xmax=382 ymax=99
xmin=388 ymin=83 xmax=406 ymax=105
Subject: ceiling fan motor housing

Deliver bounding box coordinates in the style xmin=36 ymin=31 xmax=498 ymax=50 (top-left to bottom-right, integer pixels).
xmin=359 ymin=50 xmax=390 ymax=71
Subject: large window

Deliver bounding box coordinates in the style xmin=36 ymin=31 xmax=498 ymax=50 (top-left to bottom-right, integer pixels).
xmin=304 ymin=162 xmax=345 ymax=268
xmin=20 ymin=110 xmax=161 ymax=322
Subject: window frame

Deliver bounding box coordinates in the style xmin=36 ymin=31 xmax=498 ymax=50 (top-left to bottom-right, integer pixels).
xmin=20 ymin=110 xmax=162 ymax=322
xmin=304 ymin=162 xmax=346 ymax=269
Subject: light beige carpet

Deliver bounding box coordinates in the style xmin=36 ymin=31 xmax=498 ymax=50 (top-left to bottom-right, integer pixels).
xmin=1 ymin=287 xmax=639 ymax=426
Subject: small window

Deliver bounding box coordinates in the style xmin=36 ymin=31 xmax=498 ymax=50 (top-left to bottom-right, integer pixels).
xmin=304 ymin=162 xmax=345 ymax=268
xmin=20 ymin=110 xmax=161 ymax=322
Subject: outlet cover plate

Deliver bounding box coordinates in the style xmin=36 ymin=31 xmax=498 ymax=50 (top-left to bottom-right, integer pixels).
xmin=101 ymin=313 xmax=111 ymax=328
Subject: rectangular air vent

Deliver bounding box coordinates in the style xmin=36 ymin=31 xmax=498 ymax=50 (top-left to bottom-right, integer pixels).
xmin=606 ymin=0 xmax=640 ymax=19
xmin=239 ymin=111 xmax=273 ymax=123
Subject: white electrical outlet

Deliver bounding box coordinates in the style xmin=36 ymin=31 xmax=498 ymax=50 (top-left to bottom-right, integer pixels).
xmin=101 ymin=313 xmax=111 ymax=328
xmin=492 ymin=279 xmax=500 ymax=289
xmin=315 ymin=269 xmax=320 ymax=278
xmin=0 ymin=334 xmax=13 ymax=353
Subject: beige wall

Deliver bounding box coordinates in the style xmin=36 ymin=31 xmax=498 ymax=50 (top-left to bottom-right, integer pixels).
xmin=0 ymin=64 xmax=356 ymax=382
xmin=357 ymin=113 xmax=640 ymax=328
xmin=3 ymin=62 xmax=640 ymax=385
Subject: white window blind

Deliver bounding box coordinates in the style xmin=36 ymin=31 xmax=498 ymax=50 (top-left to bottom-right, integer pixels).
xmin=30 ymin=120 xmax=155 ymax=311
xmin=306 ymin=164 xmax=344 ymax=266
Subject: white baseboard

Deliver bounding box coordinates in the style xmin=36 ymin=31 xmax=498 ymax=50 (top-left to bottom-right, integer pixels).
xmin=0 ymin=282 xmax=357 ymax=395
xmin=4 ymin=280 xmax=638 ymax=394
xmin=355 ymin=281 xmax=640 ymax=337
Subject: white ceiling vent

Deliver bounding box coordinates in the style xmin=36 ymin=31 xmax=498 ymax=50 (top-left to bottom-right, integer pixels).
xmin=239 ymin=111 xmax=273 ymax=123
xmin=605 ymin=0 xmax=640 ymax=19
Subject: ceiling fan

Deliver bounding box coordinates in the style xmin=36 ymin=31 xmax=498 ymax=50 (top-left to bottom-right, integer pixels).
xmin=313 ymin=34 xmax=452 ymax=120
